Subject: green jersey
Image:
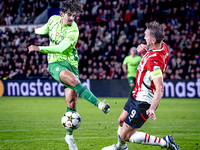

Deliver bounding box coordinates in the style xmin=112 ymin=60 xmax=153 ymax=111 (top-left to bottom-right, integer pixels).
xmin=123 ymin=55 xmax=141 ymax=78
xmin=35 ymin=15 xmax=79 ymax=68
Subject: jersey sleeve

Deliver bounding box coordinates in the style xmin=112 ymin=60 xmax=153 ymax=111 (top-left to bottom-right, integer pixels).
xmin=146 ymin=55 xmax=164 ymax=79
xmin=38 ymin=40 xmax=71 ymax=54
xmin=123 ymin=57 xmax=128 ymax=65
xmin=35 ymin=16 xmax=52 ymax=35
xmin=65 ymin=29 xmax=79 ymax=45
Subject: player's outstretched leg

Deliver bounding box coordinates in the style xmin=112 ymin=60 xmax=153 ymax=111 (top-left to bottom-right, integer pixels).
xmin=73 ymin=83 xmax=110 ymax=114
xmin=60 ymin=70 xmax=111 ymax=114
xmin=163 ymin=135 xmax=180 ymax=150
xmin=129 ymin=132 xmax=180 ymax=150
xmin=65 ymin=134 xmax=78 ymax=150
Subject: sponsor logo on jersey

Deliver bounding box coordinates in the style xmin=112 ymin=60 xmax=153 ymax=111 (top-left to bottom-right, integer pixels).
xmin=61 ymin=35 xmax=64 ymax=40
xmin=49 ymin=37 xmax=60 ymax=45
xmin=56 ymin=67 xmax=59 ymax=71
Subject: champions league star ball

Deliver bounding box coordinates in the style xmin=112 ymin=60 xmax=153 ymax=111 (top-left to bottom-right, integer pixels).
xmin=61 ymin=111 xmax=81 ymax=130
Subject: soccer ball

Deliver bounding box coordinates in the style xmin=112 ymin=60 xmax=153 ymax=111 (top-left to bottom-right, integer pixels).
xmin=61 ymin=111 xmax=81 ymax=130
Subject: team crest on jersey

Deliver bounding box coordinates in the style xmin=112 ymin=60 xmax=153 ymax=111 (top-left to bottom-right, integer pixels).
xmin=56 ymin=32 xmax=60 ymax=36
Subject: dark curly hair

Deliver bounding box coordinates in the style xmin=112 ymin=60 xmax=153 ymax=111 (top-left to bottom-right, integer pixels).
xmin=61 ymin=0 xmax=84 ymax=14
xmin=147 ymin=21 xmax=166 ymax=43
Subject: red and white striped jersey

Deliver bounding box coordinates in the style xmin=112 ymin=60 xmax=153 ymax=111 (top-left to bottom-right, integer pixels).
xmin=132 ymin=42 xmax=169 ymax=104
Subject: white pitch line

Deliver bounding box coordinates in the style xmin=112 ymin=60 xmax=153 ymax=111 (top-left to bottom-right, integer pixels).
xmin=3 ymin=136 xmax=116 ymax=142
xmin=0 ymin=129 xmax=29 ymax=132
xmin=4 ymin=138 xmax=64 ymax=142
xmin=0 ymin=128 xmax=59 ymax=132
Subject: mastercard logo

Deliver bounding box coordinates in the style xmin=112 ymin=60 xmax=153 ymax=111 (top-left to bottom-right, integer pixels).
xmin=0 ymin=80 xmax=4 ymax=97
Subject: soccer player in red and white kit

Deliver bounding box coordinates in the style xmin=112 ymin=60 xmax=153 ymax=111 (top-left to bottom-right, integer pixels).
xmin=102 ymin=21 xmax=180 ymax=150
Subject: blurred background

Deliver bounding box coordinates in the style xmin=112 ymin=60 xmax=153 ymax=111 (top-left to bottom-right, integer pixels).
xmin=0 ymin=0 xmax=200 ymax=97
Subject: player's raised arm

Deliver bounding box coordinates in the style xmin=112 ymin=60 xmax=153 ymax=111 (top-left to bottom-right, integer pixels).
xmin=35 ymin=18 xmax=50 ymax=35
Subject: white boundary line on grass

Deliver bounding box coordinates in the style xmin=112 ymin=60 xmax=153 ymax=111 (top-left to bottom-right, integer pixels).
xmin=3 ymin=136 xmax=116 ymax=142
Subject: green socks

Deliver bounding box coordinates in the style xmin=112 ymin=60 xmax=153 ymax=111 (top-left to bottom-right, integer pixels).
xmin=73 ymin=83 xmax=100 ymax=106
xmin=66 ymin=107 xmax=76 ymax=112
xmin=66 ymin=129 xmax=73 ymax=135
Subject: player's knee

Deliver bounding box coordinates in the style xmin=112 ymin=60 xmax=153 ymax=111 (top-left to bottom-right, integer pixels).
xmin=120 ymin=134 xmax=125 ymax=141
xmin=59 ymin=70 xmax=80 ymax=87
xmin=118 ymin=118 xmax=124 ymax=127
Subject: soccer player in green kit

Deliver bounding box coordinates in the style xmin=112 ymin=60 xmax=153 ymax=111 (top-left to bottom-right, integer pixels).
xmin=122 ymin=47 xmax=142 ymax=95
xmin=28 ymin=1 xmax=110 ymax=149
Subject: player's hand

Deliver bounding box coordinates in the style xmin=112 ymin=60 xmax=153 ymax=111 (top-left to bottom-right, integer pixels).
xmin=146 ymin=109 xmax=156 ymax=121
xmin=35 ymin=26 xmax=39 ymax=30
xmin=28 ymin=45 xmax=39 ymax=54
xmin=137 ymin=44 xmax=147 ymax=55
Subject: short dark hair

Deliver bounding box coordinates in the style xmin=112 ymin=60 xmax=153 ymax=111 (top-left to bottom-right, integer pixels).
xmin=61 ymin=0 xmax=83 ymax=14
xmin=147 ymin=21 xmax=165 ymax=43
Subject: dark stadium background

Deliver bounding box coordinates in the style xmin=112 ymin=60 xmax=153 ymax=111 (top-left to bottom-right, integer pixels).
xmin=0 ymin=0 xmax=200 ymax=97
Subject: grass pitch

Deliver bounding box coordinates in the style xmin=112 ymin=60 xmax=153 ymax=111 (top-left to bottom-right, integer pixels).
xmin=0 ymin=97 xmax=200 ymax=150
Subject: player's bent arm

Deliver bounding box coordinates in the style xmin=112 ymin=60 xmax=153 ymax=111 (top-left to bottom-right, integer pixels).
xmin=38 ymin=40 xmax=71 ymax=54
xmin=39 ymin=30 xmax=79 ymax=54
xmin=122 ymin=64 xmax=127 ymax=73
xmin=137 ymin=44 xmax=147 ymax=55
xmin=150 ymin=76 xmax=164 ymax=111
